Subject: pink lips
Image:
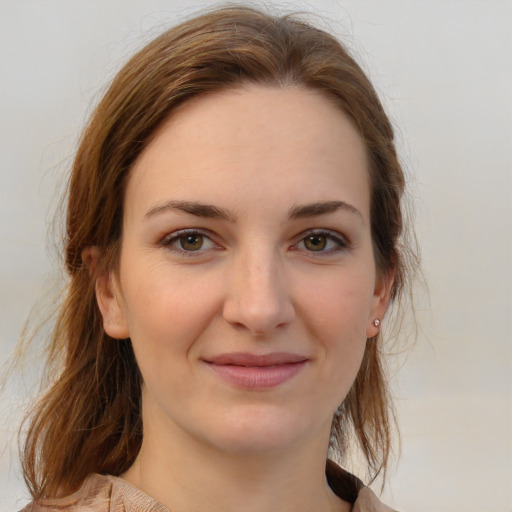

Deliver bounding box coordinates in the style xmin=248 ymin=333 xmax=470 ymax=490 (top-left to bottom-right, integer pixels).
xmin=203 ymin=352 xmax=308 ymax=389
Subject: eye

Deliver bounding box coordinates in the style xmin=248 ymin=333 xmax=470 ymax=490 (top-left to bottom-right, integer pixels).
xmin=303 ymin=234 xmax=329 ymax=251
xmin=295 ymin=230 xmax=347 ymax=253
xmin=178 ymin=233 xmax=206 ymax=251
xmin=162 ymin=230 xmax=218 ymax=253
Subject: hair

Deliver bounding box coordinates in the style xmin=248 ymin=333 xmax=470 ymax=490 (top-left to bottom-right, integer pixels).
xmin=21 ymin=4 xmax=417 ymax=500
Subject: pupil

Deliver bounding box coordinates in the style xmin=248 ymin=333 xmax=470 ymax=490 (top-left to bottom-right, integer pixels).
xmin=306 ymin=235 xmax=326 ymax=251
xmin=180 ymin=234 xmax=203 ymax=251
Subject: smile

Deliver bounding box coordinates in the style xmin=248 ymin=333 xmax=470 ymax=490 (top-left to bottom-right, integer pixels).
xmin=203 ymin=352 xmax=309 ymax=389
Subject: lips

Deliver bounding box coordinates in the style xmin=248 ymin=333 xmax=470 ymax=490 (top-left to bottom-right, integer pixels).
xmin=202 ymin=352 xmax=308 ymax=389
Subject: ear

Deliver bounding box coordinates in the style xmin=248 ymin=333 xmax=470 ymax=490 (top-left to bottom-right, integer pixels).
xmin=82 ymin=246 xmax=130 ymax=340
xmin=366 ymin=269 xmax=395 ymax=339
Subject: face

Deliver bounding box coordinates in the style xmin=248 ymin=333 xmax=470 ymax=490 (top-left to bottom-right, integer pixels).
xmin=98 ymin=85 xmax=391 ymax=456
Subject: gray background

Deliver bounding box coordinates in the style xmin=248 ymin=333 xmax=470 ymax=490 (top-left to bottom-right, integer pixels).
xmin=1 ymin=1 xmax=511 ymax=510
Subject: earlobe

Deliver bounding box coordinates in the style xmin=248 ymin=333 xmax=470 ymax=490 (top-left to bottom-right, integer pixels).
xmin=82 ymin=246 xmax=130 ymax=339
xmin=366 ymin=269 xmax=395 ymax=339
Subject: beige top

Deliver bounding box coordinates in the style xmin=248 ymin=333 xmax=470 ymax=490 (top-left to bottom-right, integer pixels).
xmin=22 ymin=461 xmax=398 ymax=512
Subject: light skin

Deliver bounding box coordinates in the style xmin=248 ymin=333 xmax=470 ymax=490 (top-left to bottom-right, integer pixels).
xmin=90 ymin=85 xmax=393 ymax=512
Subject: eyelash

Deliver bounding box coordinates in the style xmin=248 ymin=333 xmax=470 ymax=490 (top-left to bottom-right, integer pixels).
xmin=160 ymin=229 xmax=220 ymax=256
xmin=160 ymin=228 xmax=348 ymax=256
xmin=292 ymin=229 xmax=348 ymax=255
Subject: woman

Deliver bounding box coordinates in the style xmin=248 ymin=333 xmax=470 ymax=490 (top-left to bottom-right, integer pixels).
xmin=20 ymin=5 xmax=416 ymax=511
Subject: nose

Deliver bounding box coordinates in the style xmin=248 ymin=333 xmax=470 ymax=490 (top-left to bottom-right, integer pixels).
xmin=222 ymin=249 xmax=295 ymax=337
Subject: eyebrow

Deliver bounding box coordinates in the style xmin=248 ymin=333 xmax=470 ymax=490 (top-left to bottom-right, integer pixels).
xmin=145 ymin=200 xmax=235 ymax=221
xmin=288 ymin=200 xmax=364 ymax=222
xmin=144 ymin=199 xmax=363 ymax=223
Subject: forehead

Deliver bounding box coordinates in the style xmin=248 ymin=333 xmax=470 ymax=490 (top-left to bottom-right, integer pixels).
xmin=125 ymin=85 xmax=370 ymax=220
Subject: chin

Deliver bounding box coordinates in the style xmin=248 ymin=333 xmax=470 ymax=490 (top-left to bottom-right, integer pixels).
xmin=197 ymin=406 xmax=329 ymax=456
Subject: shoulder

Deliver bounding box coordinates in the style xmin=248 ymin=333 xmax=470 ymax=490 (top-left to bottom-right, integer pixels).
xmin=18 ymin=474 xmax=168 ymax=512
xmin=353 ymin=487 xmax=400 ymax=512
xmin=19 ymin=474 xmax=112 ymax=512
xmin=326 ymin=459 xmax=400 ymax=512
xmin=21 ymin=464 xmax=399 ymax=512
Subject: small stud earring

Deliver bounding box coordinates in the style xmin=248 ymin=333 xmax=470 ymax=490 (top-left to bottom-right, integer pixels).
xmin=373 ymin=318 xmax=381 ymax=327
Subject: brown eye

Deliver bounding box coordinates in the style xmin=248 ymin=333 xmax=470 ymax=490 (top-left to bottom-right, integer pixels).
xmin=304 ymin=234 xmax=327 ymax=251
xmin=163 ymin=230 xmax=217 ymax=254
xmin=296 ymin=231 xmax=347 ymax=254
xmin=179 ymin=234 xmax=204 ymax=251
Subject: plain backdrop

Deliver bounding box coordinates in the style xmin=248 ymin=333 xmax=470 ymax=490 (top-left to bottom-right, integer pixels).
xmin=1 ymin=1 xmax=511 ymax=511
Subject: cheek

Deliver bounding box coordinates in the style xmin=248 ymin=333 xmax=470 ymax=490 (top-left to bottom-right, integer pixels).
xmin=120 ymin=262 xmax=222 ymax=362
xmin=300 ymin=268 xmax=375 ymax=339
xmin=297 ymin=270 xmax=373 ymax=393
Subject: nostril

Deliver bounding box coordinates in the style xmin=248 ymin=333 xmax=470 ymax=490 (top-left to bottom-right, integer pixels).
xmin=222 ymin=294 xmax=295 ymax=336
xmin=221 ymin=258 xmax=295 ymax=335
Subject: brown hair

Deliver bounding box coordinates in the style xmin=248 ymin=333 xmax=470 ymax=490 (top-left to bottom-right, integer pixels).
xmin=22 ymin=5 xmax=416 ymax=499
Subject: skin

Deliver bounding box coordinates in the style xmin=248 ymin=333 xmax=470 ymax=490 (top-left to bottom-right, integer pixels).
xmin=93 ymin=85 xmax=392 ymax=512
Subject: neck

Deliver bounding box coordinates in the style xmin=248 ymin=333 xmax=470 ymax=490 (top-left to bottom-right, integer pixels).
xmin=121 ymin=416 xmax=349 ymax=512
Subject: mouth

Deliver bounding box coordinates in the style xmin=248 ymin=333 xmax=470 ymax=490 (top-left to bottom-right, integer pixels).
xmin=202 ymin=352 xmax=309 ymax=389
